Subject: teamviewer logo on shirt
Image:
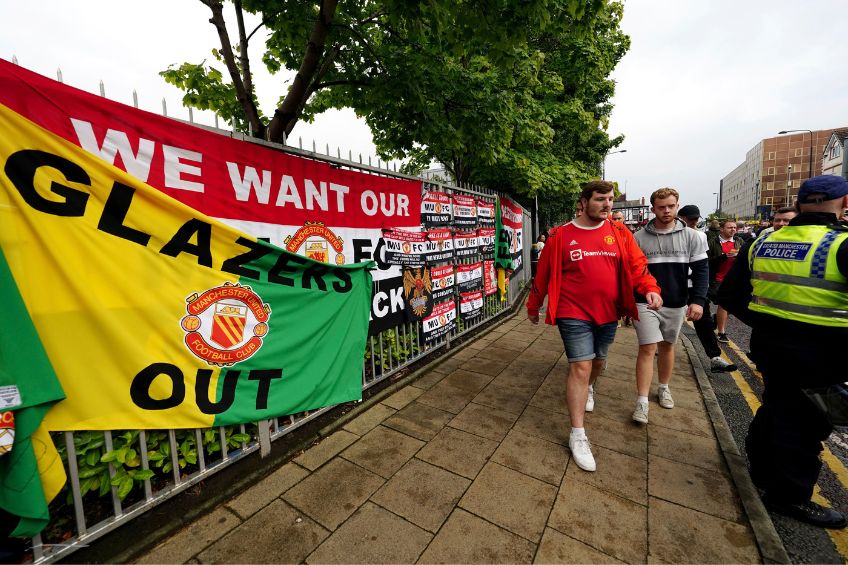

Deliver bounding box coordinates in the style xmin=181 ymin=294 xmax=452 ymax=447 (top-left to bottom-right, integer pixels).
xmin=570 ymin=249 xmax=583 ymax=261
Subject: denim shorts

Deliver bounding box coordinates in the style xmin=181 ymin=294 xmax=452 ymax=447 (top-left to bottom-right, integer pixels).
xmin=555 ymin=318 xmax=618 ymax=362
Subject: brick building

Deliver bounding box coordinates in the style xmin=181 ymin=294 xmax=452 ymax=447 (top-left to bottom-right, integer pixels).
xmin=719 ymin=127 xmax=848 ymax=219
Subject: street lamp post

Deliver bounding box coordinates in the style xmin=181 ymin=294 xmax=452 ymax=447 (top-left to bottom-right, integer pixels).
xmin=713 ymin=192 xmax=719 ymax=214
xmin=602 ymin=149 xmax=627 ymax=180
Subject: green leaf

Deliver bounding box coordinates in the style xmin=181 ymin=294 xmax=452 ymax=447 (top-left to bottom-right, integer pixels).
xmin=117 ymin=476 xmax=134 ymax=500
xmin=130 ymin=469 xmax=155 ymax=481
xmin=100 ymin=450 xmax=118 ymax=463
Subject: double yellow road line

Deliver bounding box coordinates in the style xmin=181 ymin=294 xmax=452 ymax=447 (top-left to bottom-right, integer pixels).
xmin=720 ymin=338 xmax=848 ymax=555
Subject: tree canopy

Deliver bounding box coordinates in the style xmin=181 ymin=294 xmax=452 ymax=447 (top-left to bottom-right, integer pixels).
xmin=161 ymin=0 xmax=629 ymax=200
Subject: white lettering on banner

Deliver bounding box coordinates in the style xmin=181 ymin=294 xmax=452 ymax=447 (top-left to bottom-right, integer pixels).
xmin=162 ymin=145 xmax=204 ymax=192
xmin=71 ymin=118 xmax=155 ymax=182
xmin=227 ymin=164 xmax=351 ymax=211
xmin=371 ymin=286 xmax=404 ymax=318
xmin=227 ymin=163 xmax=271 ymax=204
xmin=276 ymin=175 xmax=303 ymax=208
xmin=361 ymin=191 xmax=409 ymax=217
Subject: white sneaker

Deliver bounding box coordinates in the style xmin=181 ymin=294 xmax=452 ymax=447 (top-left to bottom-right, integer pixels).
xmin=657 ymin=388 xmax=674 ymax=409
xmin=710 ymin=356 xmax=737 ymax=372
xmin=632 ymin=401 xmax=649 ymax=424
xmin=585 ymin=388 xmax=595 ymax=413
xmin=569 ymin=435 xmax=596 ymax=472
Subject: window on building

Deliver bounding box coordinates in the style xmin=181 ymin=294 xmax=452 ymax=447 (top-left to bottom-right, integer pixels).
xmin=830 ymin=144 xmax=842 ymax=160
xmin=767 ymin=167 xmax=775 ymax=175
xmin=765 ymin=197 xmax=773 ymax=205
xmin=795 ymin=148 xmax=803 ymax=157
xmin=766 ymin=182 xmax=774 ymax=190
xmin=767 ymin=151 xmax=776 ymax=160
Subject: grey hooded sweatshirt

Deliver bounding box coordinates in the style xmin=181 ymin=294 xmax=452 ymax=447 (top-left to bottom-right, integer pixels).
xmin=633 ymin=218 xmax=709 ymax=308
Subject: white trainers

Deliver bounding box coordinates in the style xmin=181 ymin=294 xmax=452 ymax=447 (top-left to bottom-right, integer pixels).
xmin=632 ymin=401 xmax=649 ymax=424
xmin=657 ymin=387 xmax=674 ymax=409
xmin=710 ymin=356 xmax=737 ymax=372
xmin=569 ymin=435 xmax=596 ymax=472
xmin=585 ymin=387 xmax=595 ymax=412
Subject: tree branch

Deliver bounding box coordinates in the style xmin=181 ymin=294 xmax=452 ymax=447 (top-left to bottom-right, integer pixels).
xmin=234 ymin=0 xmax=255 ymax=102
xmin=202 ymin=0 xmax=263 ymax=136
xmin=267 ymin=0 xmax=339 ymax=141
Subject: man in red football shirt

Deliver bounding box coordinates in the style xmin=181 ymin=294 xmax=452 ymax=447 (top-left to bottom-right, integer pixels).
xmin=528 ymin=180 xmax=662 ymax=472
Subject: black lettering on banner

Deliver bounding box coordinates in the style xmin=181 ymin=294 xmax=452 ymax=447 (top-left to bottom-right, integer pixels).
xmin=221 ymin=237 xmax=271 ymax=280
xmin=130 ymin=363 xmax=185 ymax=410
xmin=5 ymin=150 xmax=90 ymax=217
xmin=249 ymin=369 xmax=283 ymax=410
xmin=159 ymin=219 xmax=213 ymax=267
xmin=195 ymin=369 xmax=239 ymax=414
xmin=332 ymin=268 xmax=352 ymax=293
xmin=97 ymin=181 xmax=152 ymax=246
xmin=302 ymin=263 xmax=329 ymax=291
xmin=268 ymin=252 xmax=306 ymax=286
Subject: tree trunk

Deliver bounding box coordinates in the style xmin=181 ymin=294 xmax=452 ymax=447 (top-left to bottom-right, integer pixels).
xmin=267 ymin=0 xmax=339 ymax=142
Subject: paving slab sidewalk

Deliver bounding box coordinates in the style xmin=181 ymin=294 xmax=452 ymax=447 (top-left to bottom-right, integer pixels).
xmin=138 ymin=313 xmax=770 ymax=564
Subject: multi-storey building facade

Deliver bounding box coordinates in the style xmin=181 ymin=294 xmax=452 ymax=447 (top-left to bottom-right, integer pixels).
xmin=719 ymin=127 xmax=847 ymax=219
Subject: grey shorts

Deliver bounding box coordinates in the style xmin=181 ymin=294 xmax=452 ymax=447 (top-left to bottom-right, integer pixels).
xmin=633 ymin=304 xmax=687 ymax=345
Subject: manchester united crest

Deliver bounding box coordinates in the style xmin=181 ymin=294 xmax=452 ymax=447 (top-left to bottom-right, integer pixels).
xmin=604 ymin=235 xmax=615 ymax=245
xmin=284 ymin=221 xmax=346 ymax=265
xmin=181 ymin=282 xmax=271 ymax=366
xmin=403 ymin=267 xmax=433 ymax=319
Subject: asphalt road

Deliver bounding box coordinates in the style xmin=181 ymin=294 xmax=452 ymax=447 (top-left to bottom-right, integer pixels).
xmin=683 ymin=309 xmax=848 ymax=564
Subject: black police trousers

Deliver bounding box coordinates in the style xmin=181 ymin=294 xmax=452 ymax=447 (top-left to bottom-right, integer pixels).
xmin=745 ymin=353 xmax=833 ymax=504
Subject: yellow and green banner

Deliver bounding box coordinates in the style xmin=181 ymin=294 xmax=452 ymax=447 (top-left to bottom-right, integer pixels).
xmin=0 ymin=103 xmax=373 ymax=534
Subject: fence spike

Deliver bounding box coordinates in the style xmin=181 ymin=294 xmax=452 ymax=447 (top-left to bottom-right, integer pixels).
xmin=326 ymin=143 xmax=329 ymax=155
xmin=299 ymin=136 xmax=303 ymax=149
xmin=281 ymin=131 xmax=286 ymax=145
xmin=349 ymin=150 xmax=352 ymax=162
xmin=11 ymin=55 xmax=18 ymax=65
xmin=188 ymin=107 xmax=194 ymax=123
xmin=99 ymin=80 xmax=105 ymax=97
xmin=162 ymin=99 xmax=167 ymax=117
xmin=312 ymin=140 xmax=316 ymax=153
xmin=214 ymin=114 xmax=219 ymax=128
xmin=132 ymin=90 xmax=138 ymax=108
xmin=56 ymin=68 xmax=63 ymax=83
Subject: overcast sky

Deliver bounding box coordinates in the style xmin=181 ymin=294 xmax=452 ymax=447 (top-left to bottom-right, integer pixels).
xmin=2 ymin=1 xmax=846 ymax=216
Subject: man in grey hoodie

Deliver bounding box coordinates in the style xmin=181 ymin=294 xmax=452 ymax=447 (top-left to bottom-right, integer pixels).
xmin=631 ymin=188 xmax=709 ymax=423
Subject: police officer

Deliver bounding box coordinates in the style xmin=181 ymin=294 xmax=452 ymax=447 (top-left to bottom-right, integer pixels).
xmin=718 ymin=175 xmax=848 ymax=529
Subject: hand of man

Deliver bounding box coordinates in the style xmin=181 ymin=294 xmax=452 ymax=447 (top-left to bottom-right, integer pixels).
xmin=646 ymin=292 xmax=663 ymax=310
xmin=528 ymin=312 xmax=539 ymax=325
xmin=686 ymin=303 xmax=704 ymax=321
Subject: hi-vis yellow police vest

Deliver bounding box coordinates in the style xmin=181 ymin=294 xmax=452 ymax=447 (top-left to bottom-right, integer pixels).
xmin=748 ymin=225 xmax=848 ymax=327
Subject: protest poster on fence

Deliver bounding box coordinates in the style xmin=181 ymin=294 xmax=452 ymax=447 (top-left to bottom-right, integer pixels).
xmin=402 ymin=267 xmax=433 ymax=320
xmin=425 ymin=228 xmax=454 ymax=264
xmin=383 ymin=229 xmax=427 ymax=267
xmin=483 ymin=260 xmax=497 ymax=296
xmin=478 ymin=227 xmax=495 ymax=259
xmin=431 ymin=265 xmax=455 ymax=302
xmin=454 ymin=231 xmax=480 ymax=259
xmin=456 ymin=262 xmax=483 ymax=293
xmin=422 ymin=300 xmax=456 ymax=344
xmin=460 ymin=291 xmax=484 ymax=322
xmin=421 ymin=187 xmax=452 ymax=227
xmin=476 ymin=198 xmax=495 ymax=228
xmin=452 ymin=194 xmax=477 ymax=229
xmin=498 ymin=196 xmax=524 ymax=275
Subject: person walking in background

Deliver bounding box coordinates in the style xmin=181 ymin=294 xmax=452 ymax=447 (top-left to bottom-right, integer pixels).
xmin=530 ymin=234 xmax=546 ymax=279
xmin=527 ymin=180 xmax=662 ymax=472
xmin=611 ymin=210 xmax=625 ymax=223
xmin=718 ymin=175 xmax=848 ymax=529
xmin=630 ymin=189 xmax=708 ymax=424
xmin=677 ymin=205 xmax=736 ymax=372
xmin=757 ymin=207 xmax=798 ymax=239
xmin=708 ymin=219 xmax=744 ymax=342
